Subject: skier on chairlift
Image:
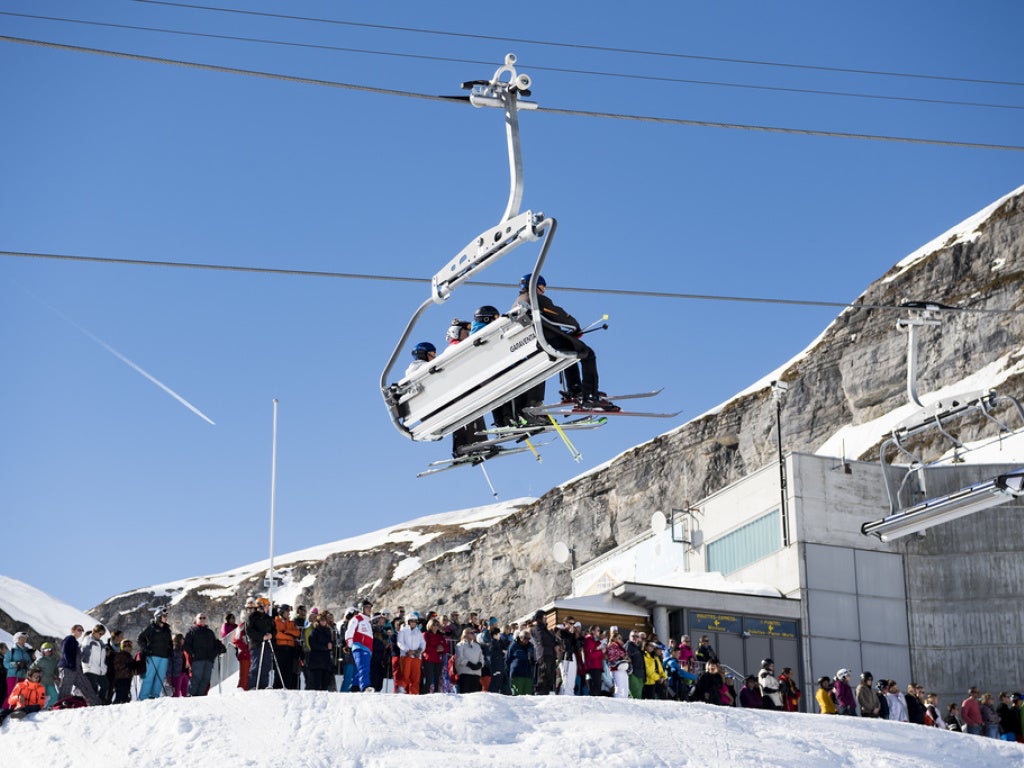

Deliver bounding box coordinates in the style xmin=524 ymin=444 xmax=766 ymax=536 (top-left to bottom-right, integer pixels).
xmin=516 ymin=274 xmax=618 ymax=413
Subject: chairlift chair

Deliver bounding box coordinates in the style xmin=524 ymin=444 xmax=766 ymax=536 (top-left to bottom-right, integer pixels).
xmin=380 ymin=54 xmax=582 ymax=442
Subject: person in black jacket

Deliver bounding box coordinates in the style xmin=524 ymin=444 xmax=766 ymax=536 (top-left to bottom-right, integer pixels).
xmin=624 ymin=632 xmax=646 ymax=700
xmin=693 ymin=660 xmax=732 ymax=706
xmin=184 ymin=613 xmax=226 ymax=696
xmin=905 ymin=682 xmax=927 ymax=725
xmin=306 ymin=613 xmax=336 ymax=692
xmin=529 ymin=611 xmax=558 ymax=695
xmin=485 ymin=625 xmax=510 ymax=694
xmin=137 ymin=609 xmax=173 ymax=700
xmin=245 ymin=599 xmax=277 ymax=690
xmin=514 ymin=274 xmax=619 ymax=413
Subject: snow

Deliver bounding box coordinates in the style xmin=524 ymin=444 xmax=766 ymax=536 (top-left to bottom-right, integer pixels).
xmin=0 ymin=575 xmax=97 ymax=646
xmin=2 ymin=689 xmax=1022 ymax=767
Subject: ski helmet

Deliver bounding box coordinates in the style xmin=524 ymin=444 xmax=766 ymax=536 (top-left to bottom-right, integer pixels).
xmin=474 ymin=305 xmax=500 ymax=323
xmin=761 ymin=658 xmax=774 ymax=669
xmin=836 ymin=668 xmax=850 ymax=680
xmin=446 ymin=319 xmax=470 ymax=342
xmin=861 ymin=671 xmax=873 ymax=682
xmin=518 ymin=273 xmax=546 ymax=292
xmin=818 ymin=676 xmax=831 ymax=687
xmin=411 ymin=341 xmax=436 ymax=360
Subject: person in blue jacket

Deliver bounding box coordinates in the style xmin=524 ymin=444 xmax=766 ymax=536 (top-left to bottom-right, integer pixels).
xmin=505 ymin=630 xmax=536 ymax=696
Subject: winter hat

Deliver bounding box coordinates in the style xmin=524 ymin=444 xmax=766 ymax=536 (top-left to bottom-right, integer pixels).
xmin=309 ymin=607 xmax=319 ymax=616
xmin=40 ymin=642 xmax=54 ymax=651
xmin=13 ymin=631 xmax=27 ymax=641
xmin=154 ymin=607 xmax=168 ymax=618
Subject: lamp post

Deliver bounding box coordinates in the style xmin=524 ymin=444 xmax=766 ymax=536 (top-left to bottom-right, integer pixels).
xmin=771 ymin=381 xmax=791 ymax=547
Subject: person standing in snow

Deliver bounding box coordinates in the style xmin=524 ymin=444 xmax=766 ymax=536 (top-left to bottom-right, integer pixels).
xmin=30 ymin=642 xmax=59 ymax=706
xmin=885 ymin=681 xmax=909 ymax=722
xmin=345 ymin=598 xmax=375 ymax=692
xmin=57 ymin=624 xmax=100 ymax=705
xmin=833 ymin=669 xmax=857 ymax=715
xmin=110 ymin=639 xmax=137 ymax=704
xmin=4 ymin=632 xmax=33 ymax=700
xmin=396 ymin=612 xmax=426 ymax=695
xmin=305 ymin=612 xmax=335 ymax=692
xmin=168 ymin=633 xmax=191 ymax=697
xmin=454 ymin=628 xmax=484 ymax=694
xmin=184 ymin=613 xmax=226 ymax=696
xmin=856 ymin=671 xmax=880 ymax=717
xmin=246 ymin=598 xmax=277 ymax=690
xmin=758 ymin=658 xmax=783 ymax=710
xmin=137 ymin=608 xmax=173 ymax=700
xmin=79 ymin=625 xmax=109 ymax=703
xmin=421 ymin=618 xmax=448 ymax=694
xmin=816 ymin=676 xmax=837 ymax=714
xmin=273 ymin=605 xmax=301 ymax=690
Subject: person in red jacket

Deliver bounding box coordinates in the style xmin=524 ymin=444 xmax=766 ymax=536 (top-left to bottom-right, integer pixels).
xmin=421 ymin=619 xmax=448 ymax=694
xmin=581 ymin=626 xmax=606 ymax=697
xmin=962 ymin=686 xmax=984 ymax=735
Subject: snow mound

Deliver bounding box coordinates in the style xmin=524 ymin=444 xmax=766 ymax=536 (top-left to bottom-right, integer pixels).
xmin=0 ymin=575 xmax=97 ymax=645
xmin=0 ymin=690 xmax=1019 ymax=767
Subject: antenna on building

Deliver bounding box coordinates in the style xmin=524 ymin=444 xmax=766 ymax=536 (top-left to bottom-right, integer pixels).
xmin=552 ymin=541 xmax=576 ymax=569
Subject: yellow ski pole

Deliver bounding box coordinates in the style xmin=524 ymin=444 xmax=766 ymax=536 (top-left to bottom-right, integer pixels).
xmin=547 ymin=414 xmax=582 ymax=462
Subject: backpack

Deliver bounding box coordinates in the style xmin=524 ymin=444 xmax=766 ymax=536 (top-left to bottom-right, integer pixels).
xmin=447 ymin=655 xmax=459 ymax=683
xmin=52 ymin=696 xmax=88 ymax=710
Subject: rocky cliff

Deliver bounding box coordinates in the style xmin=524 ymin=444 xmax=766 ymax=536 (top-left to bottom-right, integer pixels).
xmin=91 ymin=185 xmax=1024 ymax=636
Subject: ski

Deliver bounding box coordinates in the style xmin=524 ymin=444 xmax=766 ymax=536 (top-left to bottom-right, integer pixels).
xmin=417 ymin=445 xmax=535 ymax=477
xmin=544 ymin=407 xmax=682 ymax=419
xmin=480 ymin=416 xmax=607 ymax=437
xmin=556 ymin=388 xmax=664 ymax=404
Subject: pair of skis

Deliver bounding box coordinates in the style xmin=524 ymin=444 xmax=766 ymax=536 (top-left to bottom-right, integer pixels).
xmin=417 ymin=389 xmax=678 ymax=477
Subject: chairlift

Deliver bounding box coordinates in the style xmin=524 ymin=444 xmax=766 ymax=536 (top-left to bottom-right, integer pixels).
xmin=863 ymin=303 xmax=1024 ymax=540
xmin=380 ymin=54 xmax=582 ymax=443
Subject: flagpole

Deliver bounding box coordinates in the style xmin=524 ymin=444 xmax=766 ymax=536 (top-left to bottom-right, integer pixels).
xmin=268 ymin=398 xmax=279 ymax=608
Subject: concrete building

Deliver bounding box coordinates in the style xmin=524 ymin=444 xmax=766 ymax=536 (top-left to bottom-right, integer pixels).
xmin=568 ymin=451 xmax=1024 ymax=711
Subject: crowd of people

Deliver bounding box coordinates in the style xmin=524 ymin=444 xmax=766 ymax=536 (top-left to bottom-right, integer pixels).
xmin=2 ymin=599 xmax=1023 ymax=745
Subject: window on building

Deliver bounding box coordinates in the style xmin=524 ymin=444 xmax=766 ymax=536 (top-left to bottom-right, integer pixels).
xmin=705 ymin=510 xmax=782 ymax=574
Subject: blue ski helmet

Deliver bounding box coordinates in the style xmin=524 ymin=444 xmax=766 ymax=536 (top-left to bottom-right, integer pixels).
xmin=411 ymin=341 xmax=436 ymax=360
xmin=518 ymin=273 xmax=546 ymax=292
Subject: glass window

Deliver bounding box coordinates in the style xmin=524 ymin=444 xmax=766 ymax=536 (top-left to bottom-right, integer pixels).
xmin=706 ymin=511 xmax=782 ymax=574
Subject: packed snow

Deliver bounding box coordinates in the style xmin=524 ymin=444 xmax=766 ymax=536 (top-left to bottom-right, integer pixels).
xmin=2 ymin=689 xmax=1022 ymax=767
xmin=0 ymin=575 xmax=97 ymax=646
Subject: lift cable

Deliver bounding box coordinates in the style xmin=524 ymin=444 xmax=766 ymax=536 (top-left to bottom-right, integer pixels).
xmin=3 ymin=12 xmax=1022 ymax=112
xmin=4 ymin=249 xmax=1022 ymax=317
xmin=2 ymin=35 xmax=1023 ymax=153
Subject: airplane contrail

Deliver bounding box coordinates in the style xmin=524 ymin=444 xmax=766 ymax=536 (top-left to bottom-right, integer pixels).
xmin=14 ymin=283 xmax=216 ymax=426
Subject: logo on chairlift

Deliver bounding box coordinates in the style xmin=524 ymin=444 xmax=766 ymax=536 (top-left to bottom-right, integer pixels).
xmin=509 ymin=332 xmax=536 ymax=353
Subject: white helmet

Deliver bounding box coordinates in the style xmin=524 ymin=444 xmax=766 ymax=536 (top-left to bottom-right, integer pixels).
xmin=836 ymin=668 xmax=850 ymax=680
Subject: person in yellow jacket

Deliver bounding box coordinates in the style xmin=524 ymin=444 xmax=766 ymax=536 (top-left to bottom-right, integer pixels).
xmin=4 ymin=668 xmax=47 ymax=721
xmin=274 ymin=605 xmax=302 ymax=690
xmin=816 ymin=675 xmax=837 ymax=714
xmin=642 ymin=642 xmax=668 ymax=699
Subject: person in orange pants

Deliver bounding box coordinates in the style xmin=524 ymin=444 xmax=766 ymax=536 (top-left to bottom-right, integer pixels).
xmin=396 ymin=613 xmax=426 ymax=694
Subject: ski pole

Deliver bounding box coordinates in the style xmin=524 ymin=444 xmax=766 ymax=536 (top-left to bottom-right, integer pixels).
xmin=547 ymin=414 xmax=582 ymax=462
xmin=579 ymin=314 xmax=609 ymax=334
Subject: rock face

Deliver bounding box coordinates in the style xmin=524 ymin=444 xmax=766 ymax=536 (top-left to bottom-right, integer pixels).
xmin=91 ymin=187 xmax=1024 ymax=635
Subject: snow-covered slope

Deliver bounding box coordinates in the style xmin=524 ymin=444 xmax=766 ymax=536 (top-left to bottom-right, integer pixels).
xmin=0 ymin=575 xmax=98 ymax=646
xmin=1 ymin=689 xmax=1020 ymax=767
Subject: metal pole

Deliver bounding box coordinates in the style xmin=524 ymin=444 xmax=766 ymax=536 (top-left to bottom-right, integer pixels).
xmin=772 ymin=382 xmax=791 ymax=547
xmin=268 ymin=398 xmax=279 ymax=608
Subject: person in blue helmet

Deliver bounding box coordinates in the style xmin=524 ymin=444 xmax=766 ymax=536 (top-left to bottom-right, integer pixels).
xmin=405 ymin=341 xmax=436 ymax=377
xmin=515 ymin=274 xmax=618 ymax=412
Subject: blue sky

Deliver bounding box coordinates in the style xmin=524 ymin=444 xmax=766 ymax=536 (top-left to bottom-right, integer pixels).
xmin=2 ymin=0 xmax=1022 ymax=610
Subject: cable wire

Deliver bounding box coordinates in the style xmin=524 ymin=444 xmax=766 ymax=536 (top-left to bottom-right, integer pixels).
xmin=134 ymin=0 xmax=1024 ymax=89
xmin=4 ymin=12 xmax=1022 ymax=112
xmin=4 ymin=250 xmax=1022 ymax=316
xmin=2 ymin=35 xmax=1023 ymax=152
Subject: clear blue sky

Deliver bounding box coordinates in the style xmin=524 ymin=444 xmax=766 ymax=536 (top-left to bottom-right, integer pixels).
xmin=2 ymin=0 xmax=1022 ymax=610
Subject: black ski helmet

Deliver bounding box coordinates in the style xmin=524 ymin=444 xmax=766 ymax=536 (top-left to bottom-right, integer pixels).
xmin=761 ymin=658 xmax=774 ymax=669
xmin=411 ymin=341 xmax=436 ymax=360
xmin=818 ymin=675 xmax=831 ymax=687
xmin=518 ymin=273 xmax=546 ymax=292
xmin=861 ymin=671 xmax=873 ymax=682
xmin=474 ymin=305 xmax=500 ymax=324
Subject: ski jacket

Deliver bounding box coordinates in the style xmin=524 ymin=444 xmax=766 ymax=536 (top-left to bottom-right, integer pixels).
xmin=422 ymin=630 xmax=447 ymax=664
xmin=274 ymin=616 xmax=301 ymax=648
xmin=79 ymin=636 xmax=107 ymax=676
xmin=138 ymin=620 xmax=173 ymax=659
xmin=396 ymin=625 xmax=426 ymax=656
xmin=740 ymin=685 xmax=764 ymax=708
xmin=581 ymin=634 xmax=604 ymax=671
xmin=516 ymin=291 xmax=580 ymax=334
xmin=779 ymin=673 xmax=802 ymax=712
xmin=961 ymin=696 xmax=983 ymax=726
xmin=643 ymin=652 xmax=667 ymax=686
xmin=625 ymin=641 xmax=645 ymax=678
xmin=834 ymin=678 xmax=857 ymax=711
xmin=184 ymin=624 xmax=227 ymax=662
xmin=454 ymin=640 xmax=483 ymax=677
xmin=245 ymin=610 xmax=276 ymax=648
xmin=694 ymin=671 xmax=729 ymax=705
xmin=111 ymin=650 xmax=137 ymax=681
xmin=694 ymin=642 xmax=719 ymax=665
xmin=816 ymin=687 xmax=837 ymax=714
xmin=605 ymin=640 xmax=629 ymax=671
xmin=29 ymin=654 xmax=58 ymax=687
xmin=8 ymin=678 xmax=46 ymax=709
xmin=58 ymin=634 xmax=80 ymax=670
xmin=531 ymin=623 xmax=557 ymax=662
xmin=678 ymin=644 xmax=695 ymax=669
xmin=169 ymin=647 xmax=190 ymax=678
xmin=885 ymin=692 xmax=908 ymax=722
xmin=306 ymin=625 xmax=334 ymax=671
xmin=486 ymin=633 xmax=509 ymax=676
xmin=759 ymin=669 xmax=783 ymax=708
xmin=4 ymin=644 xmax=33 ymax=681
xmin=856 ymin=683 xmax=880 ymax=716
xmin=505 ymin=639 xmax=535 ymax=679
xmin=906 ymin=692 xmax=927 ymax=724
xmin=345 ymin=612 xmax=373 ymax=651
